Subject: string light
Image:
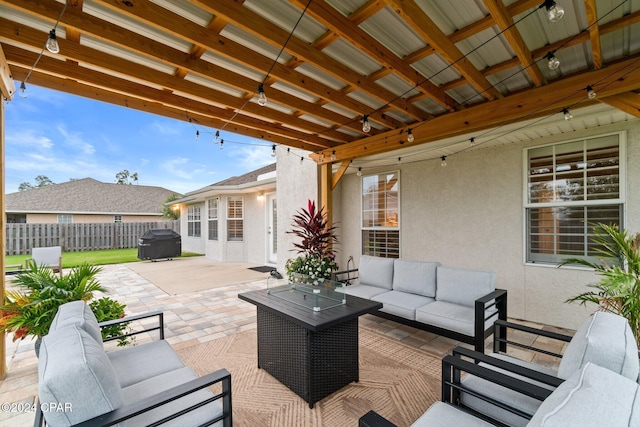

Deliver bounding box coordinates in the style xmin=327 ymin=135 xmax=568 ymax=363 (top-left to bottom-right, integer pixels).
xmin=407 ymin=129 xmax=414 ymax=143
xmin=46 ymin=29 xmax=60 ymax=53
xmin=257 ymin=83 xmax=268 ymax=106
xmin=440 ymin=156 xmax=447 ymax=167
xmin=562 ymin=108 xmax=573 ymax=120
xmin=271 ymin=144 xmax=276 ymax=157
xmin=362 ymin=115 xmax=371 ymax=133
xmin=331 ymin=150 xmax=336 ymax=161
xmin=195 ymin=130 xmax=199 ymax=141
xmin=543 ymin=0 xmax=565 ymax=22
xmin=469 ymin=137 xmax=476 ymax=146
xmin=215 ymin=130 xmax=220 ymax=140
xmin=19 ymin=82 xmax=27 ymax=98
xmin=357 ymin=167 xmax=362 ymax=176
xmin=300 ymin=157 xmax=304 ymax=164
xmin=287 ymin=147 xmax=291 ymax=156
xmin=220 ymin=139 xmax=224 ymax=149
xmin=397 ymin=157 xmax=402 ymax=164
xmin=586 ymin=85 xmax=596 ymax=99
xmin=546 ymin=52 xmax=560 ymax=70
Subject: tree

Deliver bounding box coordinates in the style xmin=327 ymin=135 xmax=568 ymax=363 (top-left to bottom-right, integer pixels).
xmin=115 ymin=169 xmax=139 ymax=185
xmin=162 ymin=194 xmax=181 ymax=220
xmin=18 ymin=175 xmax=54 ymax=191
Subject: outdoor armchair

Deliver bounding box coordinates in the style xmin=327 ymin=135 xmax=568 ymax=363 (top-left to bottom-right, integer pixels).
xmin=25 ymin=246 xmax=63 ymax=276
xmin=451 ymin=311 xmax=639 ymax=426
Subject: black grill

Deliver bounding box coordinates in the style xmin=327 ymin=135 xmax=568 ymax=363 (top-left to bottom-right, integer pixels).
xmin=137 ymin=229 xmax=181 ymax=261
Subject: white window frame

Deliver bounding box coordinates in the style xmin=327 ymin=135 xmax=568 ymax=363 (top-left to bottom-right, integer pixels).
xmin=227 ymin=196 xmax=244 ymax=242
xmin=114 ymin=215 xmax=122 ymax=223
xmin=524 ymin=132 xmax=626 ymax=266
xmin=207 ymin=198 xmax=219 ymax=241
xmin=361 ymin=170 xmax=400 ymax=258
xmin=187 ymin=205 xmax=201 ymax=238
xmin=57 ymin=214 xmax=72 ymax=224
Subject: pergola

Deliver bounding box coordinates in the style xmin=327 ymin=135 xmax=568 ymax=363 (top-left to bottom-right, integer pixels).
xmin=1 ymin=0 xmax=639 ymax=378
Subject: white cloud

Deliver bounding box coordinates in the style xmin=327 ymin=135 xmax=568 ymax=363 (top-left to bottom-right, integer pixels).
xmin=57 ymin=125 xmax=95 ymax=155
xmin=150 ymin=121 xmax=181 ymax=135
xmin=231 ymin=146 xmax=274 ymax=171
xmin=6 ymin=129 xmax=53 ymax=149
xmin=162 ymin=157 xmax=205 ymax=180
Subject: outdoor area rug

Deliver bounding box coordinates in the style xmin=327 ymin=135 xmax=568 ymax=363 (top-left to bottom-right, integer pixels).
xmin=126 ymin=257 xmax=270 ymax=294
xmin=177 ymin=327 xmax=441 ymax=426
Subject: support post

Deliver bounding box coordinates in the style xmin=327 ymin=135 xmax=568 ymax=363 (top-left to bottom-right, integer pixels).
xmin=318 ymin=163 xmax=332 ymax=227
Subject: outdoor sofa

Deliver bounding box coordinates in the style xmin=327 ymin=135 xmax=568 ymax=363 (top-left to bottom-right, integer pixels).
xmin=34 ymin=301 xmax=232 ymax=426
xmin=334 ymin=255 xmax=507 ymax=352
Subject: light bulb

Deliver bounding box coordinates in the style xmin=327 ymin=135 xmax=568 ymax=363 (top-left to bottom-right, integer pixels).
xmin=331 ymin=151 xmax=336 ymax=161
xmin=19 ymin=81 xmax=27 ymax=98
xmin=441 ymin=156 xmax=447 ymax=167
xmin=271 ymin=144 xmax=276 ymax=157
xmin=46 ymin=29 xmax=60 ymax=54
xmin=195 ymin=130 xmax=199 ymax=141
xmin=545 ymin=1 xmax=564 ymax=22
xmin=469 ymin=137 xmax=476 ymax=146
xmin=587 ymin=86 xmax=596 ymax=99
xmin=397 ymin=157 xmax=402 ymax=165
xmin=362 ymin=115 xmax=371 ymax=133
xmin=547 ymin=53 xmax=560 ymax=70
xmin=220 ymin=139 xmax=224 ymax=149
xmin=287 ymin=147 xmax=291 ymax=156
xmin=357 ymin=167 xmax=362 ymax=177
xmin=563 ymin=108 xmax=573 ymax=120
xmin=257 ymin=83 xmax=267 ymax=106
xmin=215 ymin=130 xmax=220 ymax=140
xmin=300 ymin=157 xmax=304 ymax=164
xmin=407 ymin=129 xmax=414 ymax=143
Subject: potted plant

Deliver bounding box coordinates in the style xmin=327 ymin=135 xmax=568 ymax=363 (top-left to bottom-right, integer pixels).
xmin=285 ymin=199 xmax=339 ymax=283
xmin=0 ymin=262 xmax=120 ymax=353
xmin=90 ymin=297 xmax=135 ymax=347
xmin=560 ymin=222 xmax=640 ymax=347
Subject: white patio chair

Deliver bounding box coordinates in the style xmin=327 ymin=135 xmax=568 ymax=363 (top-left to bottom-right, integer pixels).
xmin=26 ymin=246 xmax=63 ymax=277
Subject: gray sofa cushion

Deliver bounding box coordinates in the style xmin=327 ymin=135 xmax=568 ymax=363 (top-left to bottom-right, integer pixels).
xmin=528 ymin=363 xmax=640 ymax=426
xmin=107 ymin=340 xmax=187 ymax=388
xmin=411 ymin=402 xmax=494 ymax=427
xmin=122 ymin=366 xmax=225 ymax=427
xmin=557 ymin=311 xmax=639 ymax=380
xmin=435 ymin=266 xmax=496 ymax=307
xmin=39 ymin=324 xmax=124 ymax=426
xmin=371 ymin=290 xmax=435 ymax=320
xmin=341 ymin=283 xmax=390 ymax=299
xmin=358 ymin=255 xmax=394 ymax=289
xmin=49 ymin=300 xmax=103 ymax=346
xmin=415 ymin=301 xmax=493 ymax=336
xmin=392 ymin=259 xmax=440 ymax=297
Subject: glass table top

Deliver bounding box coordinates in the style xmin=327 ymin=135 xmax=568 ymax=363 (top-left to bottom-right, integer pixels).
xmin=267 ymin=274 xmax=346 ymax=312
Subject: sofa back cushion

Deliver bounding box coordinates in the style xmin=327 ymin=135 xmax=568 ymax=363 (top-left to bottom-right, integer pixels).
xmin=435 ymin=266 xmax=496 ymax=307
xmin=557 ymin=311 xmax=639 ymax=381
xmin=50 ymin=300 xmax=104 ymax=347
xmin=39 ymin=324 xmax=123 ymax=426
xmin=392 ymin=259 xmax=440 ymax=297
xmin=528 ymin=363 xmax=640 ymax=426
xmin=358 ymin=255 xmax=394 ymax=289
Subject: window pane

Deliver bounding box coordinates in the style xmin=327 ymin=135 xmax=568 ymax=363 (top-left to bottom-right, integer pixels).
xmin=527 ymin=205 xmax=622 ymax=264
xmin=228 ymin=219 xmax=243 ymax=241
xmin=362 ymin=230 xmax=400 ymax=258
xmin=208 ymin=219 xmax=218 ymax=241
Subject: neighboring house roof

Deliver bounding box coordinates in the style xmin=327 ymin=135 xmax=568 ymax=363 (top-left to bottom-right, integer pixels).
xmin=174 ymin=163 xmax=276 ymax=205
xmin=5 ymin=178 xmax=180 ymax=215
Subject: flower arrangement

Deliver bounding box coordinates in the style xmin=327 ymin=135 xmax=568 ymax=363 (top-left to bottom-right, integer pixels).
xmin=285 ymin=199 xmax=339 ymax=282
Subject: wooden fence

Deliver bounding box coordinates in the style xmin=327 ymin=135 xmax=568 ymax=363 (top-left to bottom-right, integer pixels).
xmin=5 ymin=221 xmax=180 ymax=255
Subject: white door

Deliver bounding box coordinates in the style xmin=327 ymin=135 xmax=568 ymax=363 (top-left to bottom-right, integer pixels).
xmin=267 ymin=194 xmax=277 ymax=264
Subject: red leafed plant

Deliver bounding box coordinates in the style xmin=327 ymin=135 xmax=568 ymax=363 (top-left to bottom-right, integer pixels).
xmin=285 ymin=200 xmax=339 ymax=281
xmin=287 ymin=199 xmax=338 ymax=258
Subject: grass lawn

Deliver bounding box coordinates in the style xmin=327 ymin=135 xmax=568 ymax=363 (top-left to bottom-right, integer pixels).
xmin=5 ymin=249 xmax=202 ymax=270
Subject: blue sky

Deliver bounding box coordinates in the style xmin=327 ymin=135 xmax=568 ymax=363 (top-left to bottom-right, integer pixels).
xmin=4 ymin=86 xmax=275 ymax=195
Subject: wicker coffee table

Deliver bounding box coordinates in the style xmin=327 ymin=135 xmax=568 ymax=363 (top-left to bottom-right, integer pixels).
xmin=238 ymin=280 xmax=382 ymax=408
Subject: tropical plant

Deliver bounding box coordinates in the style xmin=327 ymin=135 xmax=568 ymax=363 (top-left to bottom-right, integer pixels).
xmin=285 ymin=199 xmax=339 ymax=281
xmin=0 ymin=263 xmax=105 ymax=341
xmin=90 ymin=297 xmax=134 ymax=347
xmin=560 ymin=223 xmax=640 ymax=347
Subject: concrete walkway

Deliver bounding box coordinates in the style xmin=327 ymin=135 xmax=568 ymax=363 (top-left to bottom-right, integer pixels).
xmin=0 ymin=260 xmax=569 ymax=426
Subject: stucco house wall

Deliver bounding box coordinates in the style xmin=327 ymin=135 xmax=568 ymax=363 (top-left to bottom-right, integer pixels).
xmin=328 ymin=121 xmax=640 ymax=328
xmin=279 ymin=121 xmax=639 ymax=331
xmin=25 ymin=213 xmax=165 ymax=223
